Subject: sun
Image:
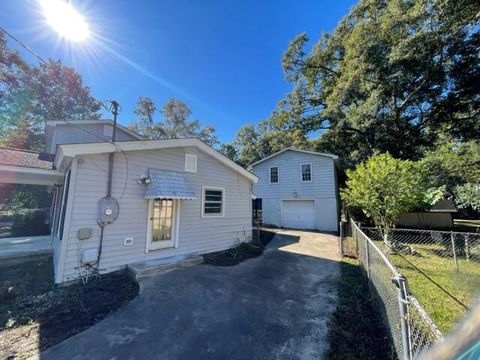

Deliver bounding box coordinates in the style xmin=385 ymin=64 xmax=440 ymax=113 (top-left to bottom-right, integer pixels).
xmin=39 ymin=0 xmax=90 ymax=42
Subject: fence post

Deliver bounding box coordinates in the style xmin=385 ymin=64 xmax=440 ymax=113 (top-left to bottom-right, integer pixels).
xmin=450 ymin=231 xmax=459 ymax=272
xmin=465 ymin=234 xmax=470 ymax=261
xmin=393 ymin=274 xmax=412 ymax=360
xmin=365 ymin=236 xmax=370 ymax=279
xmin=339 ymin=221 xmax=344 ymax=256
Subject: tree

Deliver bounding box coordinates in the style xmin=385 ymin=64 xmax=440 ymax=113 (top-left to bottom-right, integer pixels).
xmin=132 ymin=97 xmax=160 ymax=139
xmin=422 ymin=141 xmax=480 ymax=192
xmin=454 ymin=183 xmax=480 ymax=212
xmin=275 ymin=0 xmax=480 ymax=166
xmin=1 ymin=34 xmax=101 ymax=150
xmin=131 ymin=98 xmax=219 ymax=146
xmin=218 ymin=143 xmax=238 ymax=163
xmin=29 ymin=60 xmax=101 ymax=121
xmin=341 ymin=153 xmax=428 ymax=247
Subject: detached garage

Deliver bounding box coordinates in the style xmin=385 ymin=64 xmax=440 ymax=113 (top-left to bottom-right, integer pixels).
xmin=250 ymin=148 xmax=339 ymax=232
xmin=281 ymin=200 xmax=315 ymax=230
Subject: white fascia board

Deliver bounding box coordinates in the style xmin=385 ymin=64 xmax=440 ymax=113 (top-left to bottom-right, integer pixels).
xmin=0 ymin=164 xmax=63 ymax=176
xmin=250 ymin=148 xmax=338 ymax=168
xmin=56 ymin=138 xmax=259 ymax=183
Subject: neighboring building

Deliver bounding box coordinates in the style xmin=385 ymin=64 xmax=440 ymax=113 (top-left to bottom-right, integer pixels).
xmin=397 ymin=199 xmax=457 ymax=230
xmin=1 ymin=120 xmax=258 ymax=284
xmin=250 ymin=148 xmax=339 ymax=232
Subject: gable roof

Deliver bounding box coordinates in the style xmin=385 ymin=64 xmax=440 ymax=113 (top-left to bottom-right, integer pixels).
xmin=55 ymin=138 xmax=258 ymax=183
xmin=0 ymin=147 xmax=52 ymax=169
xmin=249 ymin=148 xmax=338 ymax=168
xmin=46 ymin=119 xmax=142 ymax=140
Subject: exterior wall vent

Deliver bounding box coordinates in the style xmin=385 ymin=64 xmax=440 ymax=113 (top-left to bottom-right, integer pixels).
xmin=185 ymin=153 xmax=197 ymax=173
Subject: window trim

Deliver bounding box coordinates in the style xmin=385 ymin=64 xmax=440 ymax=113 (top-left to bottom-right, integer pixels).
xmin=300 ymin=163 xmax=312 ymax=182
xmin=269 ymin=166 xmax=279 ymax=184
xmin=201 ymin=186 xmax=225 ymax=218
xmin=57 ymin=169 xmax=71 ymax=240
xmin=185 ymin=153 xmax=197 ymax=173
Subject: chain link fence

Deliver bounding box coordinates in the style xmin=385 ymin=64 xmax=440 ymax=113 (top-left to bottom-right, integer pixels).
xmin=340 ymin=221 xmax=444 ymax=359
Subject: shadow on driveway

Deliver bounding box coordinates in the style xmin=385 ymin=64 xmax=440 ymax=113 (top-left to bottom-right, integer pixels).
xmin=40 ymin=231 xmax=340 ymax=360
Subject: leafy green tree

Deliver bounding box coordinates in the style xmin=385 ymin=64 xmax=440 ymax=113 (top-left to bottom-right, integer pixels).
xmin=341 ymin=153 xmax=428 ymax=246
xmin=422 ymin=141 xmax=480 ymax=191
xmin=1 ymin=34 xmax=101 ymax=150
xmin=29 ymin=60 xmax=101 ymax=121
xmin=276 ymin=0 xmax=479 ymax=166
xmin=219 ymin=143 xmax=238 ymax=163
xmin=454 ymin=183 xmax=480 ymax=212
xmin=131 ymin=98 xmax=219 ymax=146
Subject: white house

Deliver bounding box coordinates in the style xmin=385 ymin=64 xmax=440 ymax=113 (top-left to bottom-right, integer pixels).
xmin=250 ymin=148 xmax=339 ymax=232
xmin=1 ymin=120 xmax=258 ymax=284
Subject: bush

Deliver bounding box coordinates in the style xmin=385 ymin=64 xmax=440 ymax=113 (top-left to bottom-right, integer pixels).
xmin=11 ymin=209 xmax=50 ymax=237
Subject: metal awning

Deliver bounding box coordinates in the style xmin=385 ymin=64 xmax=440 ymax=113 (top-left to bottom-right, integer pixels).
xmin=144 ymin=169 xmax=196 ymax=200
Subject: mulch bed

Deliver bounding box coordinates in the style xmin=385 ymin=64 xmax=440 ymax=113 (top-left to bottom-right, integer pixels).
xmin=0 ymin=256 xmax=139 ymax=359
xmin=203 ymin=229 xmax=276 ymax=266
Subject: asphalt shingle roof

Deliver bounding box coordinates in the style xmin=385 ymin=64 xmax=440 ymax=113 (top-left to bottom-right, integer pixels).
xmin=0 ymin=147 xmax=52 ymax=169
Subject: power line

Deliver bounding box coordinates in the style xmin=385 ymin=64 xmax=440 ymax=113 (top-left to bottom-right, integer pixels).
xmin=0 ymin=25 xmax=47 ymax=64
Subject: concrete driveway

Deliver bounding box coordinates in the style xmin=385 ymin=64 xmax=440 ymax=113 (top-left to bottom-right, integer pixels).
xmin=40 ymin=230 xmax=340 ymax=360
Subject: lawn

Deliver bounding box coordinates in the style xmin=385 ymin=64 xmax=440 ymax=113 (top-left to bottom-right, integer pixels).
xmin=375 ymin=241 xmax=480 ymax=333
xmin=0 ymin=256 xmax=138 ymax=359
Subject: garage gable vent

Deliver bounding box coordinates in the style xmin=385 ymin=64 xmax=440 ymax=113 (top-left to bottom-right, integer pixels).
xmin=185 ymin=153 xmax=197 ymax=173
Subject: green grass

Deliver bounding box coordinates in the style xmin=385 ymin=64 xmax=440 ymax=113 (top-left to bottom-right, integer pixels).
xmin=375 ymin=241 xmax=480 ymax=333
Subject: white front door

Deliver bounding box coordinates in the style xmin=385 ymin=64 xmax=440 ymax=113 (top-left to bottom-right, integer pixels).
xmin=282 ymin=200 xmax=315 ymax=229
xmin=148 ymin=199 xmax=176 ymax=250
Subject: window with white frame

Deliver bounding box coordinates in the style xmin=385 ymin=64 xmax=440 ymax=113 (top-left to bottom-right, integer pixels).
xmin=301 ymin=163 xmax=312 ymax=182
xmin=270 ymin=166 xmax=279 ymax=183
xmin=202 ymin=187 xmax=224 ymax=217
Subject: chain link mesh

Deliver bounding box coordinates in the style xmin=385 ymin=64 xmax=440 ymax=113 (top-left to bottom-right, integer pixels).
xmin=341 ymin=221 xmax=448 ymax=359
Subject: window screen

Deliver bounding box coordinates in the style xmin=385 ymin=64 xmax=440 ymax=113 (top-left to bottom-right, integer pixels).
xmin=301 ymin=164 xmax=312 ymax=182
xmin=203 ymin=188 xmax=224 ymax=216
xmin=270 ymin=167 xmax=279 ymax=183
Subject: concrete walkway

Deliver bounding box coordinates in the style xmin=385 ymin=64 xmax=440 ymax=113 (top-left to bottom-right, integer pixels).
xmin=40 ymin=230 xmax=340 ymax=360
xmin=0 ymin=235 xmax=52 ymax=260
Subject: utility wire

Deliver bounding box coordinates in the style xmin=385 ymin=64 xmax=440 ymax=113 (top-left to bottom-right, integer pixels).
xmin=0 ymin=25 xmax=47 ymax=64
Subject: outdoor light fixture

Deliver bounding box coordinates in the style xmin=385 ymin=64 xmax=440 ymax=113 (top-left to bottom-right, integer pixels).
xmin=39 ymin=0 xmax=90 ymax=41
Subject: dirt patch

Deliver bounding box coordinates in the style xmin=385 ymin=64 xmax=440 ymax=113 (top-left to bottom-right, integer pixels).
xmin=203 ymin=230 xmax=275 ymax=266
xmin=326 ymin=258 xmax=395 ymax=360
xmin=0 ymin=256 xmax=139 ymax=359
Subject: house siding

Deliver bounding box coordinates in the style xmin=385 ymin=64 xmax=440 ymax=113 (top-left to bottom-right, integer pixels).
xmin=47 ymin=123 xmax=137 ymax=154
xmin=252 ymin=150 xmax=338 ymax=232
xmin=58 ymin=146 xmax=252 ymax=283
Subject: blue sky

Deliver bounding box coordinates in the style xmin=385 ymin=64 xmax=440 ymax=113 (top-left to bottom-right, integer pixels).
xmin=0 ymin=0 xmax=356 ymax=142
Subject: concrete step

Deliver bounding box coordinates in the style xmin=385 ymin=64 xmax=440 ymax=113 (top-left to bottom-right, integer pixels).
xmin=128 ymin=254 xmax=203 ymax=280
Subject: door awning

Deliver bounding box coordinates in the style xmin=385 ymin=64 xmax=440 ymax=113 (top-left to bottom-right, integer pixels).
xmin=144 ymin=169 xmax=196 ymax=200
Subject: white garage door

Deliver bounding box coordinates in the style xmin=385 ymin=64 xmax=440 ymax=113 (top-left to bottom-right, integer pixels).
xmin=281 ymin=200 xmax=315 ymax=229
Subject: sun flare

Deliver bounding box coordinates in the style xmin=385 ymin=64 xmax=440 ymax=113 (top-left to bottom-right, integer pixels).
xmin=39 ymin=0 xmax=90 ymax=41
